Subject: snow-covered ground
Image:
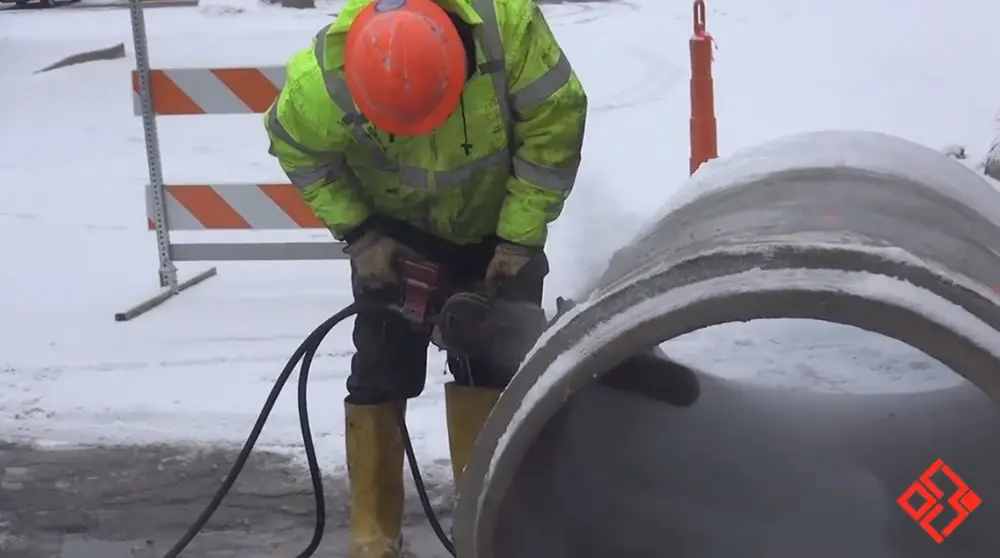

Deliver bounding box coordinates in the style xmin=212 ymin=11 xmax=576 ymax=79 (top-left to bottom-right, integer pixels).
xmin=2 ymin=0 xmax=999 ymax=482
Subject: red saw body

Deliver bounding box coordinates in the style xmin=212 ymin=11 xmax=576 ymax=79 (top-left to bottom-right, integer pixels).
xmin=398 ymin=259 xmax=443 ymax=328
xmin=394 ymin=259 xmax=547 ymax=370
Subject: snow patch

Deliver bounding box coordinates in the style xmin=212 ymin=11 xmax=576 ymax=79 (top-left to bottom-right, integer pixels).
xmin=197 ymin=0 xmax=283 ymax=16
xmin=941 ymin=143 xmax=967 ymax=160
xmin=0 ymin=510 xmax=19 ymax=551
xmin=198 ymin=0 xmax=262 ymax=15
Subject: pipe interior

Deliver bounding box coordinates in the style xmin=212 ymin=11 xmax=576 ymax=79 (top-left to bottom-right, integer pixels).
xmin=488 ymin=318 xmax=1000 ymax=558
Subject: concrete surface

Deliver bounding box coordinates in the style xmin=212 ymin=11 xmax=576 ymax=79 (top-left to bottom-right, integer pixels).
xmin=0 ymin=442 xmax=453 ymax=557
xmin=454 ymin=132 xmax=1000 ymax=558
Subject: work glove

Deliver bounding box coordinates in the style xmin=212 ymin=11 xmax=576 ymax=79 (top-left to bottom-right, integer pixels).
xmin=344 ymin=229 xmax=413 ymax=291
xmin=484 ymin=242 xmax=536 ymax=298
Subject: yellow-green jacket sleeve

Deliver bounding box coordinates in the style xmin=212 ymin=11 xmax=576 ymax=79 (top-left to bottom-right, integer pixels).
xmin=264 ymin=51 xmax=369 ymax=240
xmin=497 ymin=0 xmax=588 ymax=247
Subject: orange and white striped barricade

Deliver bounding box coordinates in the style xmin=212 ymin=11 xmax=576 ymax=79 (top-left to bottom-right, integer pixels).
xmin=135 ymin=67 xmax=347 ymax=259
xmin=119 ymin=0 xmax=345 ymax=320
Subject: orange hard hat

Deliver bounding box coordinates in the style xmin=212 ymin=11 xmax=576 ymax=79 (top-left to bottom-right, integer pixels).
xmin=344 ymin=0 xmax=467 ymax=136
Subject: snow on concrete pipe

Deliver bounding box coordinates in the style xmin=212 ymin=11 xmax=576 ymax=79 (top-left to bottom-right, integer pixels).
xmin=453 ymin=131 xmax=1000 ymax=558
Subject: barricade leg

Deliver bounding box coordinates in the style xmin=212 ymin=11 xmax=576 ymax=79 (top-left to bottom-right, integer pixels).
xmin=114 ymin=267 xmax=218 ymax=322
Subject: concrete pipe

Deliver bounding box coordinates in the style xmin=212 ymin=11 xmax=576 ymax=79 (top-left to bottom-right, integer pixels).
xmin=453 ymin=131 xmax=1000 ymax=558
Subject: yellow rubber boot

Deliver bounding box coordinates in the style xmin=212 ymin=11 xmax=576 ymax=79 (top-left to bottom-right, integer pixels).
xmin=345 ymin=401 xmax=405 ymax=558
xmin=444 ymin=382 xmax=503 ymax=486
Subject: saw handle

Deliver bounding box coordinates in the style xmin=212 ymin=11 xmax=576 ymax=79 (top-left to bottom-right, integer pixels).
xmin=396 ymin=259 xmax=443 ymax=328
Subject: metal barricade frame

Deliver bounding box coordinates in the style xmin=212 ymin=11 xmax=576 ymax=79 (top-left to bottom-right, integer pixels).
xmin=118 ymin=0 xmax=345 ymax=321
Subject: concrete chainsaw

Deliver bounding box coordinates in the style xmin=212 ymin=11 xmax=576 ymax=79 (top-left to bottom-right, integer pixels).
xmin=394 ymin=259 xmax=701 ymax=407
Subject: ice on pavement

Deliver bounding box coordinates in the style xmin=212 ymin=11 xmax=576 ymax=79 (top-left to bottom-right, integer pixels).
xmin=3 ymin=0 xmax=1000 ymax=481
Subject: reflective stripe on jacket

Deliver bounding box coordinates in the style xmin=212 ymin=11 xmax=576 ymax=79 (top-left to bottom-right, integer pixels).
xmin=264 ymin=0 xmax=587 ymax=246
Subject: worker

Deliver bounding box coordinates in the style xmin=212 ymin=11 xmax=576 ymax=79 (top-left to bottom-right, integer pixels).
xmin=264 ymin=0 xmax=586 ymax=555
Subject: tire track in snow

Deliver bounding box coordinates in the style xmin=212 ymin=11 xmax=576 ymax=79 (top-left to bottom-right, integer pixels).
xmin=0 ymin=212 xmax=131 ymax=231
xmin=544 ymin=0 xmax=639 ymax=27
xmin=591 ymin=45 xmax=682 ymax=113
xmin=0 ymin=351 xmax=356 ymax=427
xmin=2 ymin=349 xmax=354 ymax=376
xmin=541 ymin=1 xmax=682 ymax=113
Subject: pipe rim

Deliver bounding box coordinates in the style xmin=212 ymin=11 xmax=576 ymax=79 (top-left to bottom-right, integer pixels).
xmin=454 ymin=260 xmax=1000 ymax=558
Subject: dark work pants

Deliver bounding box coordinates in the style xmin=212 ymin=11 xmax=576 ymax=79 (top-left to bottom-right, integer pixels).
xmin=345 ymin=218 xmax=548 ymax=406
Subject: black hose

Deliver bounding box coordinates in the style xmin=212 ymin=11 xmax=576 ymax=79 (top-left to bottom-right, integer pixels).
xmin=395 ymin=404 xmax=457 ymax=556
xmin=161 ymin=301 xmax=455 ymax=557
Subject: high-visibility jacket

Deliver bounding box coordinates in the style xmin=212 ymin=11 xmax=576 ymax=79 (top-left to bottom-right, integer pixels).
xmin=264 ymin=0 xmax=587 ymax=247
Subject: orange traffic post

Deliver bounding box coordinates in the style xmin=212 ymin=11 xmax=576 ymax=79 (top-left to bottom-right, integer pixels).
xmin=689 ymin=0 xmax=718 ymax=175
